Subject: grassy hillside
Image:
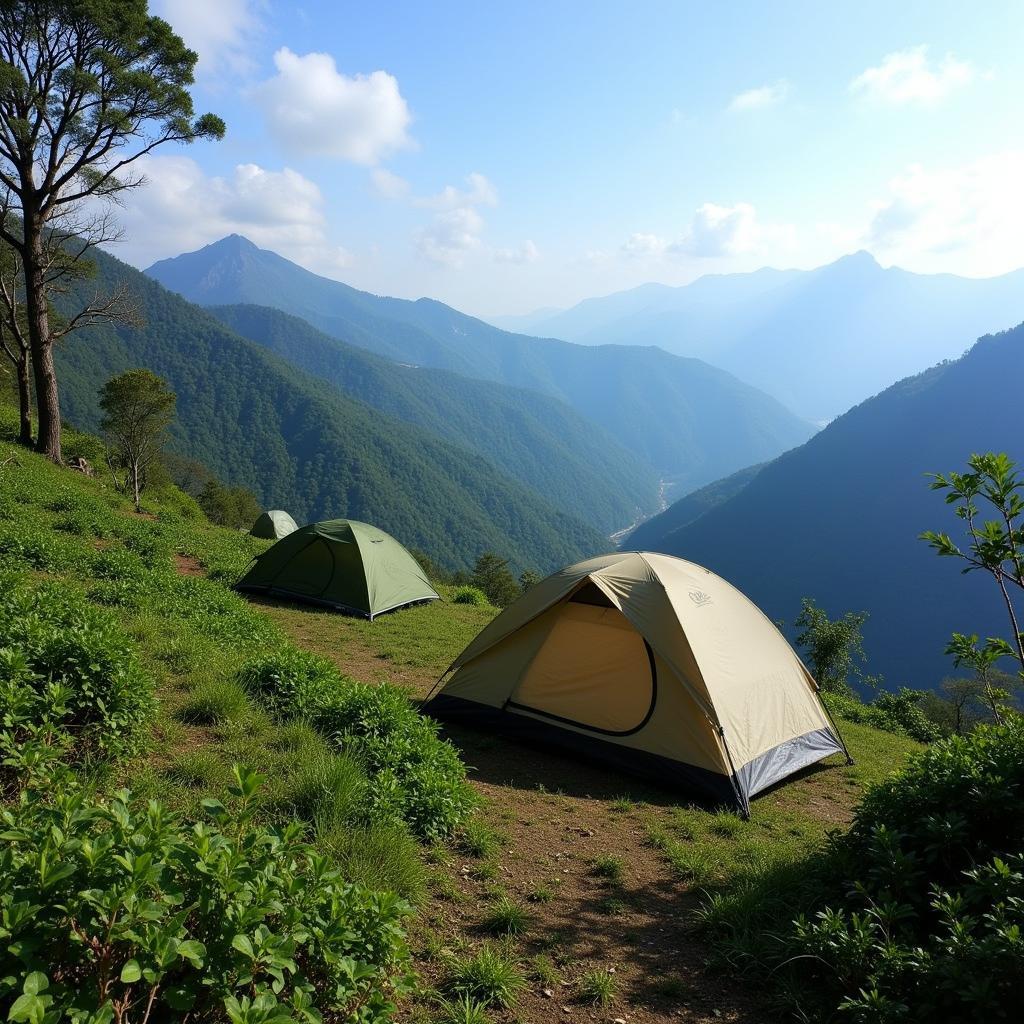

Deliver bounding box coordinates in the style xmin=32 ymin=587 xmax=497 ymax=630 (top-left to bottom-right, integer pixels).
xmin=148 ymin=235 xmax=816 ymax=494
xmin=643 ymin=324 xmax=1024 ymax=688
xmin=207 ymin=303 xmax=659 ymax=534
xmin=51 ymin=245 xmax=609 ymax=574
xmin=0 ymin=413 xmax=924 ymax=1023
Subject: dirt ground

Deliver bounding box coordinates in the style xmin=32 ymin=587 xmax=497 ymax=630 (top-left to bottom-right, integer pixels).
xmin=255 ymin=598 xmax=804 ymax=1024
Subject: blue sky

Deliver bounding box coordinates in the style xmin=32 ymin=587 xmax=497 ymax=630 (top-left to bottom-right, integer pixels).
xmin=123 ymin=0 xmax=1024 ymax=316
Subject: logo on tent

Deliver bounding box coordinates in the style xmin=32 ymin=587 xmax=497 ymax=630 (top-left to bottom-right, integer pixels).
xmin=688 ymin=590 xmax=712 ymax=607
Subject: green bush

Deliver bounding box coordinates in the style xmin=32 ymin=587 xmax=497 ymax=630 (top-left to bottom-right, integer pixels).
xmin=238 ymin=650 xmax=476 ymax=840
xmin=177 ymin=678 xmax=250 ymax=726
xmin=755 ymin=720 xmax=1024 ymax=1019
xmin=0 ymin=580 xmax=153 ymax=784
xmin=453 ymin=586 xmax=488 ymax=606
xmin=827 ymin=688 xmax=942 ymax=743
xmin=0 ymin=768 xmax=412 ymax=1023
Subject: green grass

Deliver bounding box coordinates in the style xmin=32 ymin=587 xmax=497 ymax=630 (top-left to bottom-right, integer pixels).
xmin=176 ymin=678 xmax=250 ymax=725
xmin=591 ymin=854 xmax=624 ymax=882
xmin=432 ymin=994 xmax=490 ymax=1024
xmin=445 ymin=944 xmax=525 ymax=1008
xmin=530 ymin=953 xmax=558 ymax=988
xmin=459 ymin=818 xmax=501 ymax=858
xmin=578 ymin=967 xmax=616 ymax=1006
xmin=482 ymin=895 xmax=530 ymax=935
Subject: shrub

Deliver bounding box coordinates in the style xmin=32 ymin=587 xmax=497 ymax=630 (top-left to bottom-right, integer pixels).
xmin=453 ymin=586 xmax=488 ymax=606
xmin=238 ymin=650 xmax=476 ymax=840
xmin=0 ymin=769 xmax=412 ymax=1023
xmin=719 ymin=720 xmax=1024 ymax=1019
xmin=445 ymin=945 xmax=525 ymax=1008
xmin=0 ymin=580 xmax=153 ymax=784
xmin=827 ymin=688 xmax=942 ymax=743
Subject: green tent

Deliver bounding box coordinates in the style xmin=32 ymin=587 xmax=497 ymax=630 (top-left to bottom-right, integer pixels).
xmin=251 ymin=509 xmax=298 ymax=540
xmin=236 ymin=519 xmax=440 ymax=619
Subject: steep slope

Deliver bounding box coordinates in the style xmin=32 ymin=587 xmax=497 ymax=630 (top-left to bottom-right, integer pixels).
xmin=626 ymin=463 xmax=764 ymax=549
xmin=206 ymin=303 xmax=659 ymax=534
xmin=147 ymin=236 xmax=816 ymax=495
xmin=52 ymin=247 xmax=609 ymax=573
xmin=641 ymin=324 xmax=1024 ymax=688
xmin=527 ymin=253 xmax=1024 ymax=422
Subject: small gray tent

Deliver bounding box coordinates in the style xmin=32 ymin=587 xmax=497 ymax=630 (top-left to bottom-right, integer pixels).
xmin=251 ymin=510 xmax=298 ymax=540
xmin=237 ymin=519 xmax=439 ymax=619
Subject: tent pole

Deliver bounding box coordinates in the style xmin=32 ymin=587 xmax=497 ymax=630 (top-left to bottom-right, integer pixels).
xmin=820 ymin=696 xmax=855 ymax=765
xmin=717 ymin=725 xmax=750 ymax=819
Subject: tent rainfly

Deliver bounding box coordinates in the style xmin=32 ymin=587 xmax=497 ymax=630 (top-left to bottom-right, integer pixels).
xmin=425 ymin=551 xmax=849 ymax=814
xmin=237 ymin=519 xmax=439 ymax=619
xmin=251 ymin=509 xmax=298 ymax=540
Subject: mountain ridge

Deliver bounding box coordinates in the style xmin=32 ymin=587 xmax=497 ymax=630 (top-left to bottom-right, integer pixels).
xmin=146 ymin=235 xmax=816 ymax=498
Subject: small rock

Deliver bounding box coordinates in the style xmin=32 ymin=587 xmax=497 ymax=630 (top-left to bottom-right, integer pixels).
xmin=612 ymin=1018 xmax=627 ymax=1024
xmin=607 ymin=966 xmax=617 ymax=973
xmin=542 ymin=988 xmax=554 ymax=998
xmin=562 ymin=1006 xmax=571 ymax=1014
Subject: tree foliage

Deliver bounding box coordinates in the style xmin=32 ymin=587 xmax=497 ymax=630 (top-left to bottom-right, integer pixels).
xmin=470 ymin=552 xmax=521 ymax=608
xmin=0 ymin=0 xmax=223 ymax=460
xmin=793 ymin=597 xmax=868 ymax=695
xmin=922 ymin=451 xmax=1024 ymax=697
xmin=99 ymin=368 xmax=175 ymax=510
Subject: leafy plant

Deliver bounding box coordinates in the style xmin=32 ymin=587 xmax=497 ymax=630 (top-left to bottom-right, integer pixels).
xmin=793 ymin=597 xmax=868 ymax=696
xmin=452 ymin=585 xmax=488 ymax=606
xmin=592 ymin=854 xmax=624 ymax=882
xmin=0 ymin=767 xmax=412 ymax=1023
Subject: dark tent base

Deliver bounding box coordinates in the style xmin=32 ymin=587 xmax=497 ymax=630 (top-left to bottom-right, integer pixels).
xmin=235 ymin=583 xmax=438 ymax=620
xmin=426 ymin=695 xmax=848 ymax=816
xmin=425 ymin=693 xmax=747 ymax=812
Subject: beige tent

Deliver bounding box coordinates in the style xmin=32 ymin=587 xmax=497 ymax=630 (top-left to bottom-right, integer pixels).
xmin=426 ymin=552 xmax=849 ymax=814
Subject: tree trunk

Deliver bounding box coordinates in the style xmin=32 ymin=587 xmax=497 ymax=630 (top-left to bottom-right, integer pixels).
xmin=132 ymin=459 xmax=141 ymax=511
xmin=16 ymin=350 xmax=31 ymax=446
xmin=22 ymin=215 xmax=62 ymax=463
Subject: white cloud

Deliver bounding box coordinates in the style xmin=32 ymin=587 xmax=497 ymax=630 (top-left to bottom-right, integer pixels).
xmin=371 ymin=168 xmax=411 ymax=200
xmin=255 ymin=48 xmax=413 ymax=164
xmin=154 ymin=0 xmax=262 ymax=76
xmin=411 ymin=173 xmax=498 ymax=267
xmin=861 ymin=152 xmax=1024 ymax=275
xmin=621 ymin=203 xmax=795 ymax=262
xmin=414 ymin=207 xmax=485 ymax=267
xmin=415 ymin=173 xmax=498 ymax=211
xmin=728 ymin=80 xmax=789 ymax=112
xmin=850 ymin=45 xmax=972 ymax=104
xmin=622 ymin=232 xmax=668 ymax=258
xmin=494 ymin=240 xmax=539 ymax=265
xmin=111 ymin=156 xmax=353 ymax=275
xmin=680 ymin=202 xmax=762 ymax=257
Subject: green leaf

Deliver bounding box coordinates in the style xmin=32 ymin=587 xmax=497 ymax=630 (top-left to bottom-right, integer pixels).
xmin=21 ymin=973 xmax=47 ymax=997
xmin=120 ymin=960 xmax=141 ymax=983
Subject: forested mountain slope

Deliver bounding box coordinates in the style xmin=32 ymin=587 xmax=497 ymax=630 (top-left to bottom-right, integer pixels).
xmin=148 ymin=235 xmax=815 ymax=496
xmin=521 ymin=253 xmax=1024 ymax=422
xmin=207 ymin=303 xmax=659 ymax=534
xmin=639 ymin=325 xmax=1024 ymax=687
xmin=53 ymin=246 xmax=608 ymax=572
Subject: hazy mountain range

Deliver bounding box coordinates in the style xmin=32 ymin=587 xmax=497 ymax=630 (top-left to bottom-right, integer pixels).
xmin=629 ymin=322 xmax=1024 ymax=687
xmin=497 ymin=253 xmax=1024 ymax=422
xmin=147 ymin=236 xmax=816 ymax=497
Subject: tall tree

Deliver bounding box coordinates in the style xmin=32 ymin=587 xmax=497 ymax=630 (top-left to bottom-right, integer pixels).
xmin=0 ymin=1 xmax=223 ymax=461
xmin=0 ymin=236 xmax=29 ymax=443
xmin=99 ymin=367 xmax=174 ymax=511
